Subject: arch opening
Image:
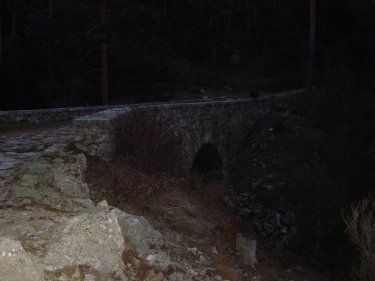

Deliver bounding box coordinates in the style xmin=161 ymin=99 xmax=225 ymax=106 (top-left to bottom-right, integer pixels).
xmin=191 ymin=143 xmax=223 ymax=180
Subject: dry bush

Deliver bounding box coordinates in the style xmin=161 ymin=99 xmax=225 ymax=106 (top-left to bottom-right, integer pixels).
xmin=113 ymin=108 xmax=181 ymax=173
xmin=109 ymin=162 xmax=217 ymax=243
xmin=107 ymin=158 xmax=237 ymax=249
xmin=109 ymin=159 xmax=184 ymax=206
xmin=344 ymin=195 xmax=375 ymax=281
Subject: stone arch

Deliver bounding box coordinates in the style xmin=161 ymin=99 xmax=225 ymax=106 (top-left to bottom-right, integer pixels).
xmin=191 ymin=143 xmax=223 ymax=180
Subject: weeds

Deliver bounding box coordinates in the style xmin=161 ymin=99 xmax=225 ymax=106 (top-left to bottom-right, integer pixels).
xmin=290 ymin=155 xmax=350 ymax=265
xmin=344 ymin=195 xmax=375 ymax=281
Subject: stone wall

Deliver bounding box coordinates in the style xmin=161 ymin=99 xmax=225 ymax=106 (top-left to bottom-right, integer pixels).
xmin=73 ymin=98 xmax=272 ymax=175
xmin=0 ymin=105 xmax=123 ymax=125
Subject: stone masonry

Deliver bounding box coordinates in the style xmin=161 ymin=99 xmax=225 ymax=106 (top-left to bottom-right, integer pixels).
xmin=73 ymin=98 xmax=272 ymax=177
xmin=0 ymin=105 xmax=124 ymax=125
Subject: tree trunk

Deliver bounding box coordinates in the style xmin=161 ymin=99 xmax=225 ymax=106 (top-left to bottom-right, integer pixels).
xmin=48 ymin=0 xmax=53 ymax=19
xmin=0 ymin=18 xmax=2 ymax=67
xmin=321 ymin=0 xmax=330 ymax=84
xmin=11 ymin=10 xmax=17 ymax=42
xmin=306 ymin=0 xmax=316 ymax=119
xmin=101 ymin=0 xmax=109 ymax=105
xmin=212 ymin=39 xmax=217 ymax=66
xmin=163 ymin=0 xmax=167 ymax=20
xmin=224 ymin=0 xmax=232 ymax=46
xmin=101 ymin=42 xmax=109 ymax=105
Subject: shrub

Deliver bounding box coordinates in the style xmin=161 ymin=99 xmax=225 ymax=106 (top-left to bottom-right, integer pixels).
xmin=113 ymin=108 xmax=181 ymax=173
xmin=312 ymin=66 xmax=375 ymax=195
xmin=289 ymin=155 xmax=350 ymax=266
xmin=109 ymin=160 xmax=184 ymax=206
xmin=344 ymin=195 xmax=375 ymax=281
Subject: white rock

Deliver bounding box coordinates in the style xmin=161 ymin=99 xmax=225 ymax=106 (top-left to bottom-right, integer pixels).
xmin=146 ymin=254 xmax=156 ymax=263
xmin=84 ymin=274 xmax=96 ymax=281
xmin=0 ymin=237 xmax=44 ymax=281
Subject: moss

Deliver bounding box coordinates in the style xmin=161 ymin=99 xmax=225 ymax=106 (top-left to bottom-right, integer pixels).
xmin=25 ymin=163 xmax=48 ymax=175
xmin=19 ymin=174 xmax=40 ymax=186
xmin=10 ymin=186 xmax=43 ymax=200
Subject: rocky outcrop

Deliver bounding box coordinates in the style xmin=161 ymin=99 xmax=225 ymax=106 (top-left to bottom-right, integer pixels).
xmin=0 ymin=125 xmax=231 ymax=281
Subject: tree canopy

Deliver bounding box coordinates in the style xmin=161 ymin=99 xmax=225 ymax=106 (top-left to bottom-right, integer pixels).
xmin=0 ymin=0 xmax=373 ymax=109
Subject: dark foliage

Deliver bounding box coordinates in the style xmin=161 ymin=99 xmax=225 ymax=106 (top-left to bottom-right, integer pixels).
xmin=0 ymin=0 xmax=373 ymax=109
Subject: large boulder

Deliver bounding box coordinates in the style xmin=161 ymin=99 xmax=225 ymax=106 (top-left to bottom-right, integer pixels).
xmin=43 ymin=210 xmax=125 ymax=275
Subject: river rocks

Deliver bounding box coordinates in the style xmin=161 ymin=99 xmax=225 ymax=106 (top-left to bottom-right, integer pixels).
xmin=0 ymin=237 xmax=44 ymax=281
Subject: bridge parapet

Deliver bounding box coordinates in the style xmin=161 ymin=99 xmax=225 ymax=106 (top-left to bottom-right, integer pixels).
xmin=73 ymin=98 xmax=272 ymax=175
xmin=0 ymin=105 xmax=124 ymax=125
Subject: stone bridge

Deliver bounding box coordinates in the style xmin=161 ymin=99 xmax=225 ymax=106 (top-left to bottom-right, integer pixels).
xmin=73 ymin=98 xmax=272 ymax=178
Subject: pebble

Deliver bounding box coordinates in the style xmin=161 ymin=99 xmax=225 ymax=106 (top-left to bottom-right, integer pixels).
xmin=214 ymin=274 xmax=223 ymax=281
xmin=146 ymin=254 xmax=156 ymax=263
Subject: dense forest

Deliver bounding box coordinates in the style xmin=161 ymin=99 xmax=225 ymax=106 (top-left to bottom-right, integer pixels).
xmin=0 ymin=0 xmax=373 ymax=109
